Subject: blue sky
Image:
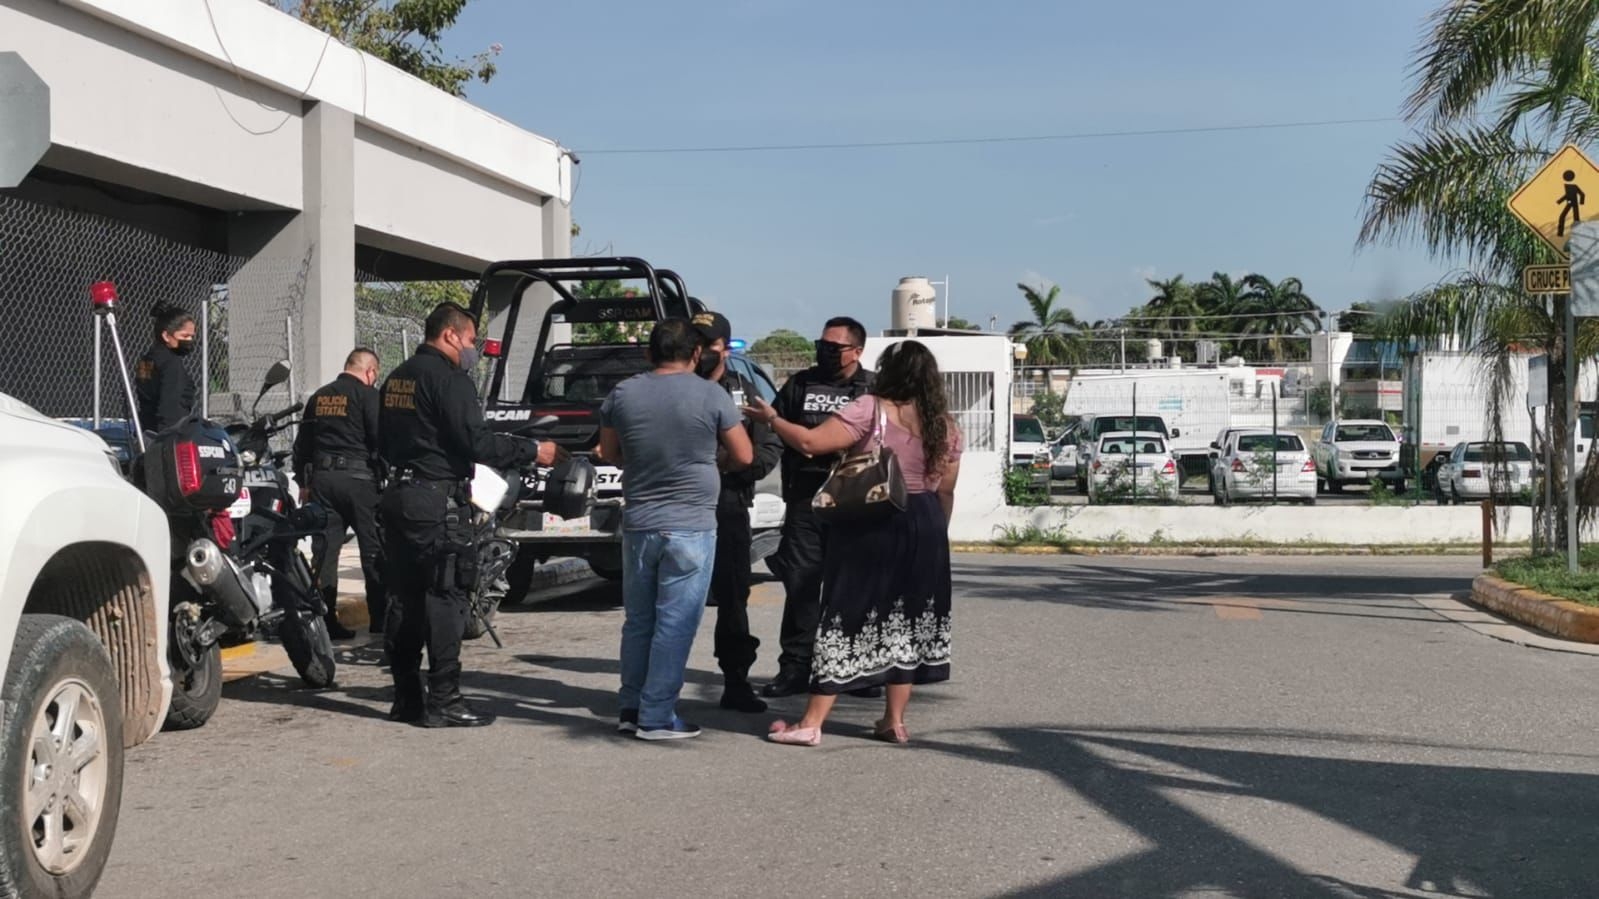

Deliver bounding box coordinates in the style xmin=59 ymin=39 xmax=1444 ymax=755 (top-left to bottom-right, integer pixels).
xmin=442 ymin=0 xmax=1453 ymax=340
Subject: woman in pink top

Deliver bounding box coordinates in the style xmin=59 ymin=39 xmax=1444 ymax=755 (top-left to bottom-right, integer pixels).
xmin=743 ymin=340 xmax=963 ymax=745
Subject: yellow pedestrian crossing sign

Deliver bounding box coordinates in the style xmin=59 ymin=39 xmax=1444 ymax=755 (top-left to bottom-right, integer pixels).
xmin=1508 ymin=143 xmax=1599 ymax=257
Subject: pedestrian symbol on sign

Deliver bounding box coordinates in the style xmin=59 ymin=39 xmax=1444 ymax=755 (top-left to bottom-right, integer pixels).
xmin=1508 ymin=144 xmax=1599 ymax=256
xmin=1559 ymin=171 xmax=1586 ymax=237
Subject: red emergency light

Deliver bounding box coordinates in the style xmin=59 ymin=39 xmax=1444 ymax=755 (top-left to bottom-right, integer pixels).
xmin=483 ymin=339 xmax=503 ymax=358
xmin=90 ymin=281 xmax=119 ymax=309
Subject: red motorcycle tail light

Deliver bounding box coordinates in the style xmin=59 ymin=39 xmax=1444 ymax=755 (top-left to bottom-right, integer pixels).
xmin=175 ymin=442 xmax=202 ymax=495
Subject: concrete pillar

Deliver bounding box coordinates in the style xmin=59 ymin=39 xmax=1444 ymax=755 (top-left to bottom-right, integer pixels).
xmin=299 ymin=101 xmax=355 ymax=391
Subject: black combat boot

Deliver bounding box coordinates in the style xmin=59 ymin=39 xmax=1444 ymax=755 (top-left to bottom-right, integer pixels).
xmin=388 ymin=672 xmax=425 ymax=724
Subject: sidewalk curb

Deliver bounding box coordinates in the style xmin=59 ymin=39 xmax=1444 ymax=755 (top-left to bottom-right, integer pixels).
xmin=1468 ymin=574 xmax=1599 ymax=643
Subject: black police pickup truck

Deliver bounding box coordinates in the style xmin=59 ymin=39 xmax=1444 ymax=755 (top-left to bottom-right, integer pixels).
xmin=468 ymin=258 xmax=783 ymax=593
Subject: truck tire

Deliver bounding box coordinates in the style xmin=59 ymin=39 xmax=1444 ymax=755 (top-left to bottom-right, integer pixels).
xmin=502 ymin=553 xmax=541 ymax=607
xmin=588 ymin=560 xmax=624 ymax=581
xmin=0 ymin=615 xmax=124 ymax=899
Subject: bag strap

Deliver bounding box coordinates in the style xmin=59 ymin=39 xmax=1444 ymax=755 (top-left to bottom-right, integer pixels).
xmin=873 ymin=397 xmax=888 ymax=452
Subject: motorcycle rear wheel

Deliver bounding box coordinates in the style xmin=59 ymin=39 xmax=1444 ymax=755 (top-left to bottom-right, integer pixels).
xmin=164 ymin=639 xmax=221 ymax=731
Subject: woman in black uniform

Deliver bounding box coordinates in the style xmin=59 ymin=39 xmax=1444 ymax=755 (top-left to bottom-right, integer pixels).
xmin=134 ymin=303 xmax=198 ymax=432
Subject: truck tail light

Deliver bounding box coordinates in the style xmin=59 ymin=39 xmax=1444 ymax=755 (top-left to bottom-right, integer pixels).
xmin=1091 ymin=460 xmax=1102 ymax=471
xmin=1161 ymin=459 xmax=1176 ymax=475
xmin=1464 ymin=468 xmax=1482 ymax=478
xmin=1301 ymin=459 xmax=1316 ymax=472
xmin=175 ymin=441 xmax=202 ymax=495
xmin=1231 ymin=458 xmax=1244 ymax=472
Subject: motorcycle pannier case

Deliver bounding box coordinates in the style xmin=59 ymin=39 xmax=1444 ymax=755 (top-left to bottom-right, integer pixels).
xmin=137 ymin=420 xmax=242 ymax=513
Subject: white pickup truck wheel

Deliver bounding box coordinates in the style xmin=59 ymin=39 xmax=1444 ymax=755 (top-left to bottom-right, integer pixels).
xmin=0 ymin=615 xmax=124 ymax=899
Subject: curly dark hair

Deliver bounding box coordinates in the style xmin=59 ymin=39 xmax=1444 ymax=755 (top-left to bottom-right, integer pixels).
xmin=872 ymin=340 xmax=950 ymax=471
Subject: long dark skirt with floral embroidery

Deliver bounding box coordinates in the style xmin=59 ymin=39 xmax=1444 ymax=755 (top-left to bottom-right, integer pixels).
xmin=810 ymin=492 xmax=952 ymax=695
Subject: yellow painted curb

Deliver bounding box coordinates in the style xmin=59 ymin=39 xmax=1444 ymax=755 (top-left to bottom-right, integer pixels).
xmin=1470 ymin=574 xmax=1599 ymax=643
xmin=219 ymin=643 xmax=258 ymax=662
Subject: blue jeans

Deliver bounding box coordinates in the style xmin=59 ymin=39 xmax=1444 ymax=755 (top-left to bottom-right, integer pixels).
xmin=618 ymin=528 xmax=717 ymax=729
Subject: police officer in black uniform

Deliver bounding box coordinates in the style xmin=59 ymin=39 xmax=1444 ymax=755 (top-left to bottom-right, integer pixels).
xmin=134 ymin=303 xmax=199 ymax=433
xmin=378 ymin=303 xmax=557 ymax=727
xmin=293 ymin=348 xmax=384 ymax=641
xmin=691 ymin=311 xmax=784 ymax=713
xmin=762 ymin=316 xmax=875 ymax=698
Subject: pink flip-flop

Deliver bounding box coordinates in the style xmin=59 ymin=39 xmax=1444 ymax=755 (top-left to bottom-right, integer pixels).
xmin=767 ymin=720 xmax=822 ymax=746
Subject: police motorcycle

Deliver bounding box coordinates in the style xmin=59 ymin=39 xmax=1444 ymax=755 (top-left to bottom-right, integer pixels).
xmin=220 ymin=363 xmax=338 ymax=685
xmin=461 ymin=417 xmax=595 ymax=644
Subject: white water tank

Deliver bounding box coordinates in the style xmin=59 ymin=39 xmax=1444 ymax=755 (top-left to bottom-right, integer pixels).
xmin=891 ymin=276 xmax=939 ymax=330
xmin=1146 ymin=338 xmax=1163 ymax=361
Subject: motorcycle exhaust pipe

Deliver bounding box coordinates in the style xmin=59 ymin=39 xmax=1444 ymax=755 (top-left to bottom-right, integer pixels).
xmin=184 ymin=539 xmax=262 ymax=629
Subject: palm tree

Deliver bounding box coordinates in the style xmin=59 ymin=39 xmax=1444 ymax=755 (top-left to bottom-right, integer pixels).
xmin=1133 ymin=275 xmax=1203 ymax=359
xmin=1359 ymin=0 xmax=1599 ymax=542
xmin=1008 ymin=281 xmax=1084 ymax=365
xmin=1237 ymin=275 xmax=1322 ymax=362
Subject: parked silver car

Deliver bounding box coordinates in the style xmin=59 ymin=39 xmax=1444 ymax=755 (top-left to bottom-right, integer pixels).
xmin=1087 ymin=431 xmax=1178 ymax=504
xmin=1434 ymin=441 xmax=1535 ymax=504
xmin=1211 ymin=430 xmax=1317 ymax=505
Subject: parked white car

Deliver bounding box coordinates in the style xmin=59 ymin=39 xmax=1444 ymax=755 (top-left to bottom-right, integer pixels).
xmin=0 ymin=393 xmax=172 ymax=897
xmin=1434 ymin=440 xmax=1535 ymax=504
xmin=1212 ymin=430 xmax=1318 ymax=505
xmin=1312 ymin=419 xmax=1405 ymax=493
xmin=1087 ymin=431 xmax=1179 ymax=503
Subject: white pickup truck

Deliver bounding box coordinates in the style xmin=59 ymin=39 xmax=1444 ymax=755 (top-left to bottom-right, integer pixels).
xmin=0 ymin=393 xmax=172 ymax=897
xmin=1312 ymin=418 xmax=1406 ymax=493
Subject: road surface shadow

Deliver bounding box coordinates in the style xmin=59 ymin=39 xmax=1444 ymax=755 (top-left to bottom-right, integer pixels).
xmin=912 ymin=724 xmax=1598 ymax=898
xmin=950 ymin=561 xmax=1469 ymax=623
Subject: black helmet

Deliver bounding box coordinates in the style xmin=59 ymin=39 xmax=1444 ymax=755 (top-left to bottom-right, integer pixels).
xmin=544 ymin=457 xmax=597 ymax=521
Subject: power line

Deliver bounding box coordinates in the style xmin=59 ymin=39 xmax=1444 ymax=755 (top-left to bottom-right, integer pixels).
xmin=579 ymin=116 xmax=1399 ymax=156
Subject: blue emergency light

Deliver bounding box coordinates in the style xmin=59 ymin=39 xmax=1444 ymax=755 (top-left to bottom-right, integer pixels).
xmin=729 ymin=338 xmax=747 ymax=351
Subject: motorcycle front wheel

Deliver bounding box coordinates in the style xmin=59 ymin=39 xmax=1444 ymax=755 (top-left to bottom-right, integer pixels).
xmin=280 ymin=612 xmax=336 ymax=688
xmin=278 ymin=550 xmax=336 ymax=688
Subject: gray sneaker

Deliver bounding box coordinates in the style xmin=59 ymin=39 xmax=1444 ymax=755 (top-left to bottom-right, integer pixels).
xmin=636 ymin=717 xmax=701 ymax=741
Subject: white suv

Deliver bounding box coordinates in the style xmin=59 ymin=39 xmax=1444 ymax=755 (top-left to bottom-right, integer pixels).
xmin=0 ymin=393 xmax=171 ymax=897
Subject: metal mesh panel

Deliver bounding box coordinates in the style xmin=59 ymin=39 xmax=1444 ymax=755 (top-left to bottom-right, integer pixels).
xmin=945 ymin=370 xmax=995 ymax=451
xmin=353 ymin=275 xmax=473 ymax=377
xmin=0 ymin=192 xmax=311 ymax=424
xmin=0 ymin=193 xmax=233 ymax=418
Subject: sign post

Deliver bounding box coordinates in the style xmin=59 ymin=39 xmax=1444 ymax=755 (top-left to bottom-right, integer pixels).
xmin=1510 ymin=145 xmax=1599 ymax=573
xmin=1561 ymin=220 xmax=1599 ymax=571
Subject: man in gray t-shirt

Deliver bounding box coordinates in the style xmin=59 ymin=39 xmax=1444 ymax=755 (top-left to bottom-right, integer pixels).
xmin=598 ymin=319 xmax=753 ymax=740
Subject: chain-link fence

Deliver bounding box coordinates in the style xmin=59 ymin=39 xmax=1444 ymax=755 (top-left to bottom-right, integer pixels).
xmin=0 ymin=192 xmax=311 ymax=426
xmin=745 ymin=352 xmax=810 ymax=387
xmin=353 ymin=275 xmax=475 ymax=377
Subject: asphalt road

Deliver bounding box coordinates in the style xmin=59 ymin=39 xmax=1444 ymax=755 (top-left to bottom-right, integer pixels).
xmin=1049 ymin=479 xmax=1459 ymax=507
xmin=101 ymin=555 xmax=1599 ymax=898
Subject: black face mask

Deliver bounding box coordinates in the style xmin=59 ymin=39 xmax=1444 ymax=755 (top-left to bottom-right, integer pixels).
xmin=696 ymin=349 xmax=722 ymax=380
xmin=814 ymin=340 xmax=846 ymax=374
xmin=172 ymin=339 xmax=196 ymax=357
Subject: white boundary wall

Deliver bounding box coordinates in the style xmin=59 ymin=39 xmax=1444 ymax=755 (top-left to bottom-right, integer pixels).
xmin=958 ymin=503 xmax=1533 ymax=545
xmin=860 ymin=335 xmax=1013 ymax=531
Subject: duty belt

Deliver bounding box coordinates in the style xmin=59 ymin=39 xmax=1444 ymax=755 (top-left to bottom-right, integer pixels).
xmin=316 ymin=454 xmax=375 ymax=479
xmin=394 ymin=469 xmax=469 ymax=491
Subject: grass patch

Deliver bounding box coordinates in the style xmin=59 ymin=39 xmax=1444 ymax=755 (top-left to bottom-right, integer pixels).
xmin=1495 ymin=546 xmax=1599 ymax=607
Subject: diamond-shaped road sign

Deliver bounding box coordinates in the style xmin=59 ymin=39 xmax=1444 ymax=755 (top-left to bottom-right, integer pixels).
xmin=0 ymin=53 xmax=50 ymax=189
xmin=1508 ymin=143 xmax=1599 ymax=257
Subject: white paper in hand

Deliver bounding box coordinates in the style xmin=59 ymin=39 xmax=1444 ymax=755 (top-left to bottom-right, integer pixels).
xmin=470 ymin=464 xmax=510 ymax=513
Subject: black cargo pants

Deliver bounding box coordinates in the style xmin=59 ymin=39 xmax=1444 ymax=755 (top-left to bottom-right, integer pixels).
xmin=770 ymin=499 xmax=826 ymax=680
xmin=311 ymin=470 xmax=386 ymax=630
xmin=711 ymin=494 xmax=759 ymax=684
xmin=381 ymin=481 xmax=476 ymax=702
